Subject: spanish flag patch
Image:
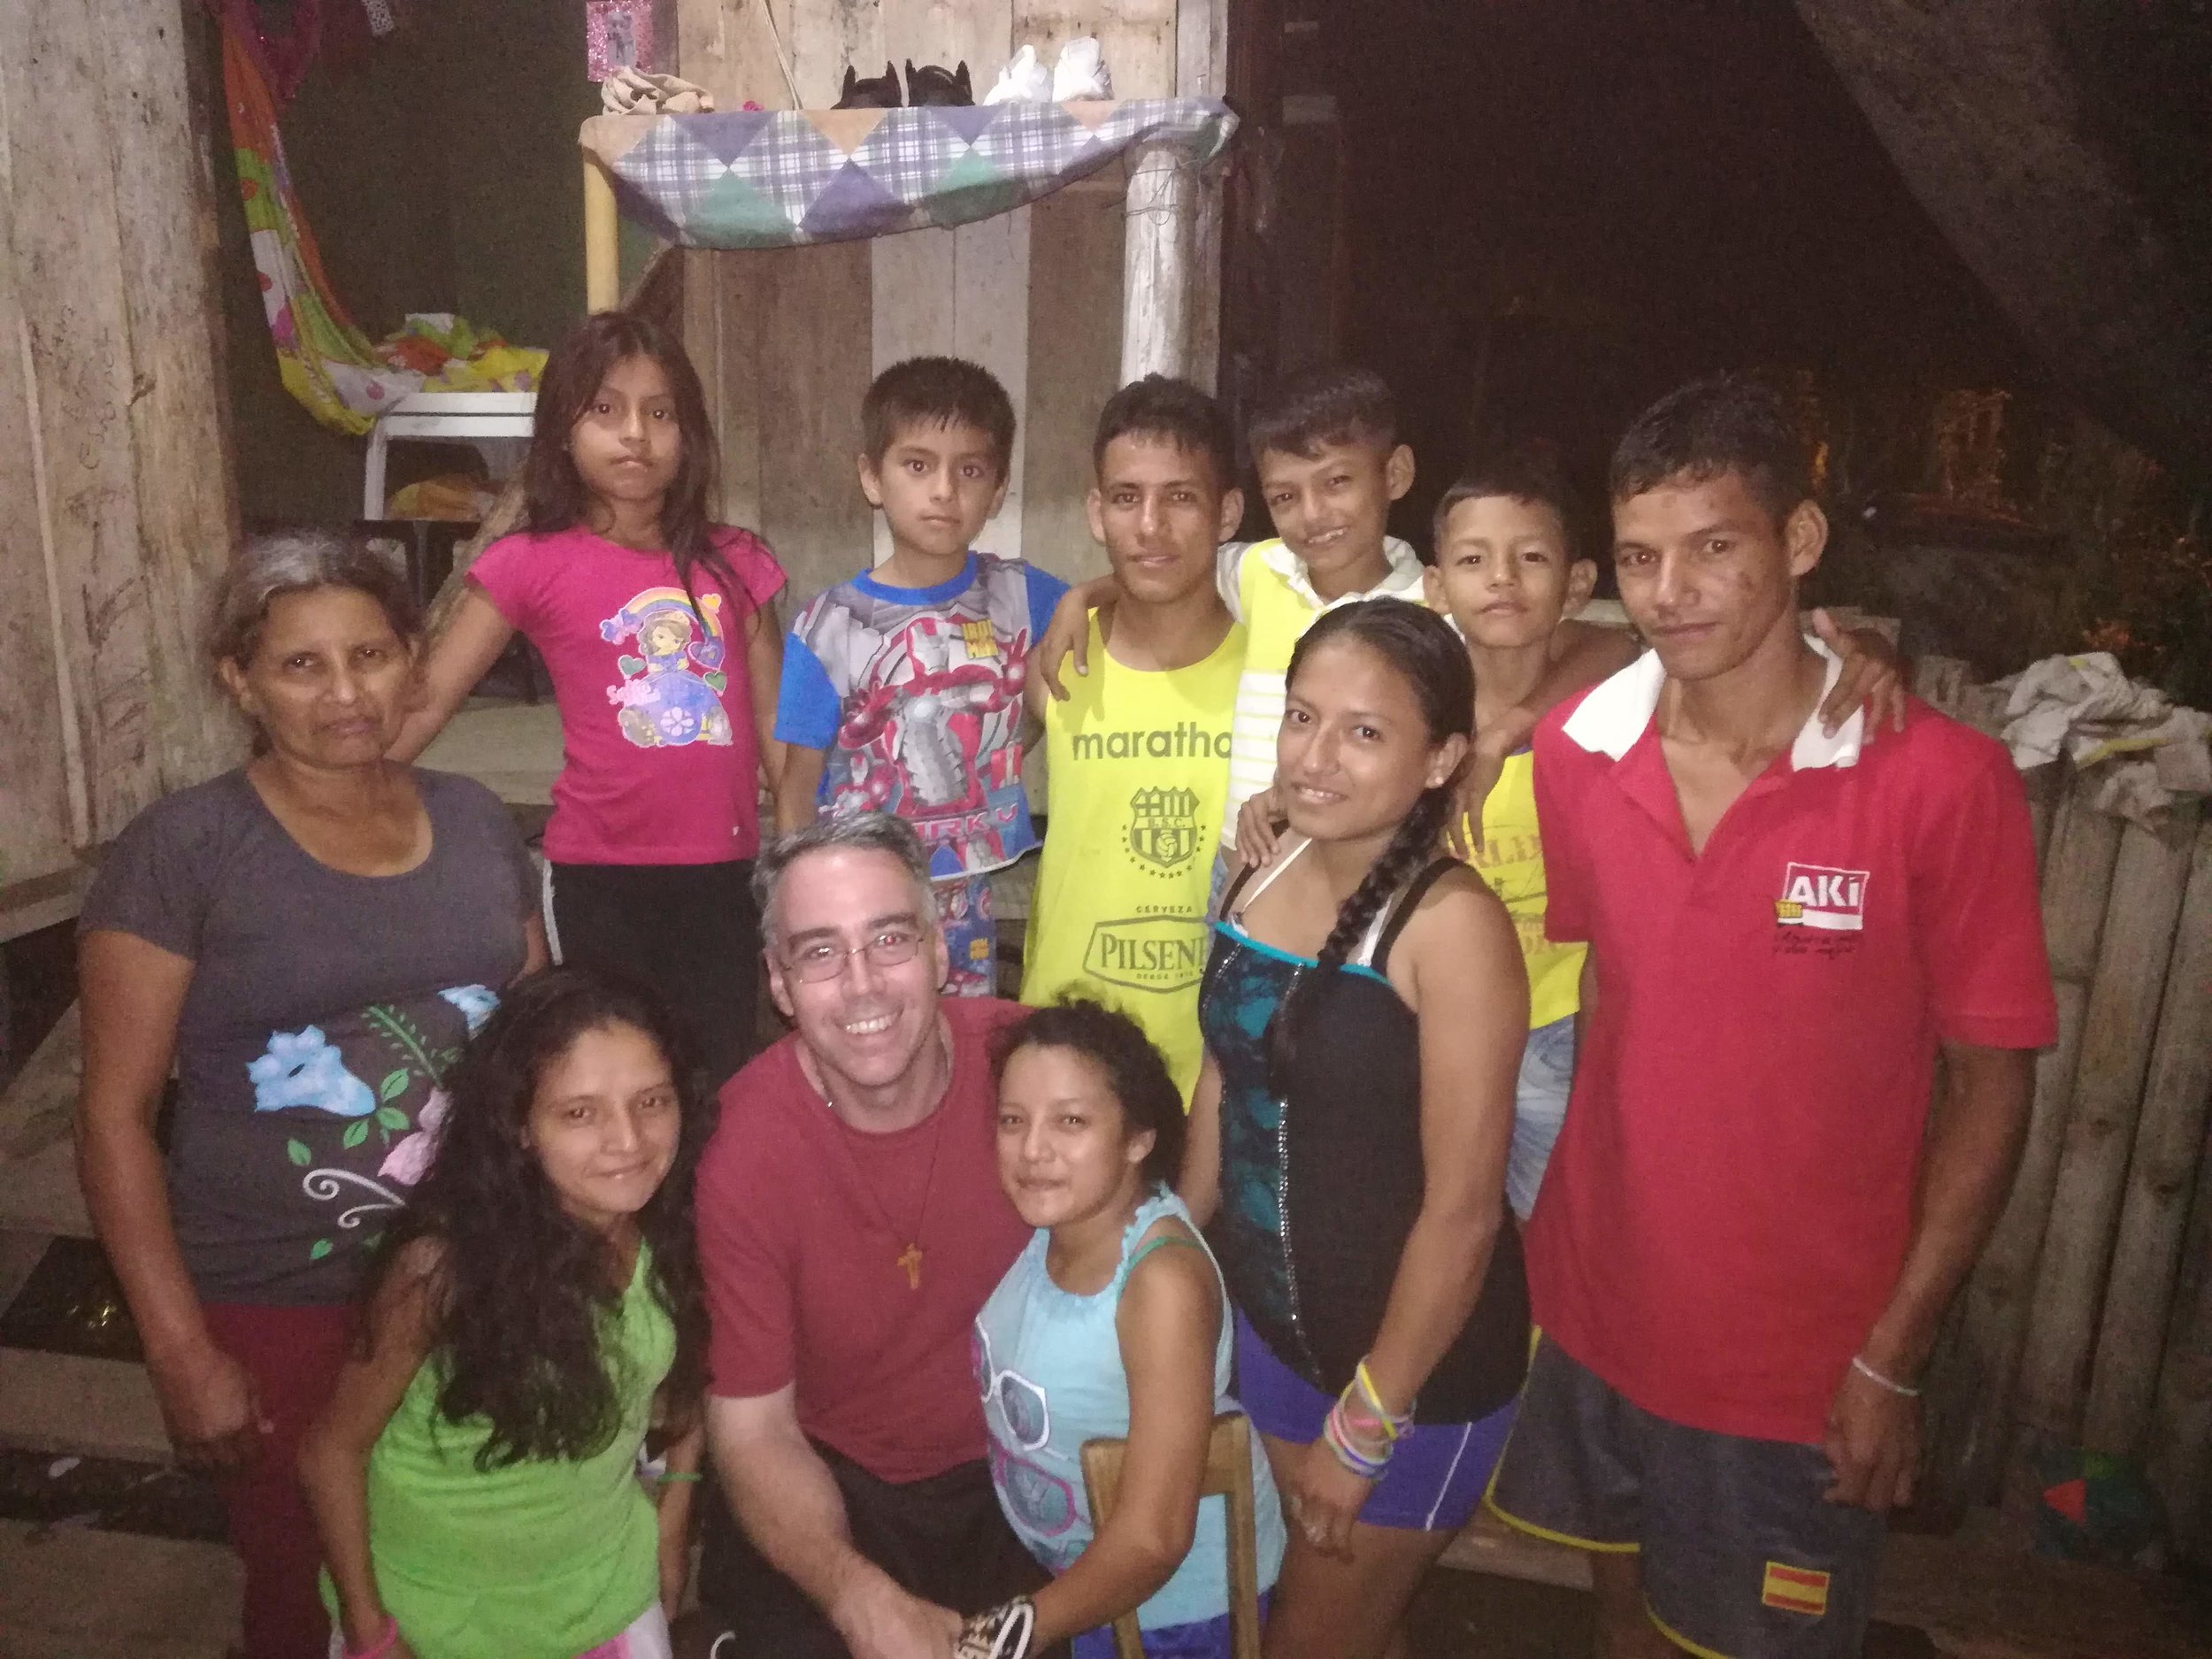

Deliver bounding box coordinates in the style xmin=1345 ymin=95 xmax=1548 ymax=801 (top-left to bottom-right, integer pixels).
xmin=1761 ymin=1561 xmax=1831 ymax=1616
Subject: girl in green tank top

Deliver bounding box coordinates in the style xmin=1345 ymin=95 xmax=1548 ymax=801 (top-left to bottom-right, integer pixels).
xmin=300 ymin=969 xmax=712 ymax=1659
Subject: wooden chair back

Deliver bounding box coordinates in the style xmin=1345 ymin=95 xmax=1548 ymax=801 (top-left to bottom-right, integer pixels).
xmin=1077 ymin=1410 xmax=1264 ymax=1659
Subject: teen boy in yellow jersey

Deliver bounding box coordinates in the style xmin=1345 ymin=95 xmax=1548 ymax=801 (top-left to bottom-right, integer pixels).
xmin=1020 ymin=376 xmax=1247 ymax=1099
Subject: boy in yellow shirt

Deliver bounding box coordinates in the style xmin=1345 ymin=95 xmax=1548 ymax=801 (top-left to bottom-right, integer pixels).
xmin=1423 ymin=448 xmax=1605 ymax=1218
xmin=1019 ymin=376 xmax=1247 ymax=1098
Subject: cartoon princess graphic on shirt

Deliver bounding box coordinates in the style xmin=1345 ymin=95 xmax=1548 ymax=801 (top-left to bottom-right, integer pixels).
xmin=601 ymin=587 xmax=733 ymax=749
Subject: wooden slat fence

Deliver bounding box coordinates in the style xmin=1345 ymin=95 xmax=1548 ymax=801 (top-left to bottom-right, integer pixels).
xmin=1912 ymin=657 xmax=2212 ymax=1564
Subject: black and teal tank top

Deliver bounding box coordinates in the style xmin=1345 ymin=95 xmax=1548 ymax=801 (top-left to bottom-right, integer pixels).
xmin=1198 ymin=849 xmax=1530 ymax=1425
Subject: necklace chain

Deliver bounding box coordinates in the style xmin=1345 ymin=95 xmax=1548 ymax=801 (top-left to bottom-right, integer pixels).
xmin=805 ymin=1025 xmax=950 ymax=1291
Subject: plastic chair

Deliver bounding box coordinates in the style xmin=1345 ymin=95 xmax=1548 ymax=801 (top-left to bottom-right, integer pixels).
xmin=362 ymin=390 xmax=536 ymax=518
xmin=1078 ymin=1411 xmax=1264 ymax=1659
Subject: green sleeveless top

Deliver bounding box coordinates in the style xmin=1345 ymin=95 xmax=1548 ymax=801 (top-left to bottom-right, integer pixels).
xmin=325 ymin=1240 xmax=674 ymax=1658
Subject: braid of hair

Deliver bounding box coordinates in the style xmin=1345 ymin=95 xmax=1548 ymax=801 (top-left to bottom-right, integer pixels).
xmin=1263 ymin=783 xmax=1455 ymax=1098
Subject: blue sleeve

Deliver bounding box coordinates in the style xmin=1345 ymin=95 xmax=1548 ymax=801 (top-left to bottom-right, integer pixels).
xmin=1024 ymin=564 xmax=1071 ymax=631
xmin=772 ymin=634 xmax=842 ymax=750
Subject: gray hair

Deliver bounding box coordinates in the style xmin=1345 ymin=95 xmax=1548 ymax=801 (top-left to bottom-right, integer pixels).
xmin=753 ymin=812 xmax=940 ymax=947
xmin=207 ymin=527 xmax=422 ymax=669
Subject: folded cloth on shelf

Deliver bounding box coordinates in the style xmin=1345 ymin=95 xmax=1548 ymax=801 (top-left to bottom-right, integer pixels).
xmin=1051 ymin=36 xmax=1111 ymax=101
xmin=983 ymin=44 xmax=1051 ymax=104
xmin=602 ymin=66 xmax=716 ymax=114
xmin=1998 ymin=651 xmax=2212 ymax=826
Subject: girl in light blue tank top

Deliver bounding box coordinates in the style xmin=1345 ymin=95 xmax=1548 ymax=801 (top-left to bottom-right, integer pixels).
xmin=967 ymin=1001 xmax=1285 ymax=1659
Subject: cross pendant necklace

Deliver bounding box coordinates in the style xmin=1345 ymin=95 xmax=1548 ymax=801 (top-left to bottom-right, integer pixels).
xmin=806 ymin=1032 xmax=949 ymax=1292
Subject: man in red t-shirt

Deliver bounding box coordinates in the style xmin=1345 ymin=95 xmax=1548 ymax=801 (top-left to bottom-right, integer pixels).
xmin=1487 ymin=378 xmax=2055 ymax=1659
xmin=693 ymin=812 xmax=1041 ymax=1659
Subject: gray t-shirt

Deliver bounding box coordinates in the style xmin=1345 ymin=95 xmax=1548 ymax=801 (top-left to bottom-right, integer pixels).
xmin=81 ymin=768 xmax=534 ymax=1304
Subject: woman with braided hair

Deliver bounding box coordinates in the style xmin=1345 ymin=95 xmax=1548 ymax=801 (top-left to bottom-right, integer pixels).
xmin=1183 ymin=597 xmax=1531 ymax=1659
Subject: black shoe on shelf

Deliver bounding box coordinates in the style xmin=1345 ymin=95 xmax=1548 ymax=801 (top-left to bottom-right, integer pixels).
xmin=904 ymin=58 xmax=973 ymax=106
xmin=835 ymin=61 xmax=902 ymax=108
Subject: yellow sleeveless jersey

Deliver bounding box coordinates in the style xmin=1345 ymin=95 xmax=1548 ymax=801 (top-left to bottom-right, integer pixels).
xmin=1462 ymin=746 xmax=1585 ymax=1029
xmin=1023 ymin=614 xmax=1244 ymax=1100
xmin=1225 ymin=537 xmax=1427 ymax=841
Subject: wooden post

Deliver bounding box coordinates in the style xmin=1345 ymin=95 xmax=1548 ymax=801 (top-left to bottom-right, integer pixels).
xmin=584 ymin=157 xmax=622 ymax=313
xmin=1923 ymin=770 xmax=2121 ymax=1510
xmin=1122 ymin=142 xmax=1196 ymax=384
xmin=2013 ymin=805 xmax=2198 ymax=1472
xmin=0 ymin=0 xmax=239 ymax=854
xmin=2084 ymin=811 xmax=2212 ymax=1455
xmin=2148 ymin=1131 xmax=2212 ymax=1566
xmin=2024 ymin=760 xmax=2063 ymax=873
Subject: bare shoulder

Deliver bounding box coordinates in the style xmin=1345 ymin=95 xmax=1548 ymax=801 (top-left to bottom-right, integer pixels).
xmin=1398 ymin=864 xmax=1518 ymax=965
xmin=1120 ymin=1215 xmax=1221 ymax=1321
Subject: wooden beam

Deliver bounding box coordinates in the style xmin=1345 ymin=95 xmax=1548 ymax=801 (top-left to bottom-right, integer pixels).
xmin=1122 ymin=143 xmax=1196 ymax=383
xmin=0 ymin=0 xmax=237 ymax=856
xmin=585 ymin=157 xmax=622 ymax=312
xmin=2085 ymin=814 xmax=2212 ymax=1455
xmin=2014 ymin=806 xmax=2198 ymax=1464
xmin=1924 ymin=772 xmax=2122 ymax=1512
xmin=1021 ymin=182 xmax=1122 ymax=585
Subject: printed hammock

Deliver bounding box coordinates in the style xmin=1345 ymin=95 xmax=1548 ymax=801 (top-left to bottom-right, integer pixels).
xmin=581 ymin=98 xmax=1237 ymax=250
xmin=221 ymin=26 xmax=542 ymax=436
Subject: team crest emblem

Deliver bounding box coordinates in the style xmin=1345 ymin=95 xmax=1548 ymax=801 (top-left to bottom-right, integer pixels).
xmin=1127 ymin=786 xmax=1201 ymax=872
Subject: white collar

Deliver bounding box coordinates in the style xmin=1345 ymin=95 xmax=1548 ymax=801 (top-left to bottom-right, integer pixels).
xmin=1261 ymin=535 xmax=1424 ymax=609
xmin=1561 ymin=635 xmax=1863 ymax=771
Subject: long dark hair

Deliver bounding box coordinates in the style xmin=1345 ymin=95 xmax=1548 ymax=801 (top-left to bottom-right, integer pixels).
xmin=1264 ymin=599 xmax=1472 ymax=1094
xmin=371 ymin=967 xmax=713 ymax=1468
xmin=522 ymin=310 xmax=733 ymax=611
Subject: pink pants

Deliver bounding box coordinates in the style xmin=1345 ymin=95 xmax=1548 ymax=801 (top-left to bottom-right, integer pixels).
xmin=202 ymin=1301 xmax=356 ymax=1659
xmin=326 ymin=1604 xmax=672 ymax=1659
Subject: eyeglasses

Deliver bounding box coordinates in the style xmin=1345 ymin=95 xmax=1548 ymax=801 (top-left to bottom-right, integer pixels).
xmin=781 ymin=926 xmax=926 ymax=984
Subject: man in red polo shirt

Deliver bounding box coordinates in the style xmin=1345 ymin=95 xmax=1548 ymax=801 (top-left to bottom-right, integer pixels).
xmin=1487 ymin=377 xmax=2055 ymax=1659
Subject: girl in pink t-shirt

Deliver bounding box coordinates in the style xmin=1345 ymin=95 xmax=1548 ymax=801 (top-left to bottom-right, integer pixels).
xmin=393 ymin=312 xmax=785 ymax=1087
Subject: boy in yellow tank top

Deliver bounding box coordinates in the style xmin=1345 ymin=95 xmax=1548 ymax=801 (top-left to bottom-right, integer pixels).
xmin=1423 ymin=449 xmax=1611 ymax=1219
xmin=1020 ymin=377 xmax=1248 ymax=1099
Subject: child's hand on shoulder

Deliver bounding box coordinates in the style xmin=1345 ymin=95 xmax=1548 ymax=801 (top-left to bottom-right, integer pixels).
xmin=1235 ymin=786 xmax=1286 ymax=868
xmin=1448 ymin=709 xmax=1534 ymax=858
xmin=1810 ymin=609 xmax=1909 ymax=740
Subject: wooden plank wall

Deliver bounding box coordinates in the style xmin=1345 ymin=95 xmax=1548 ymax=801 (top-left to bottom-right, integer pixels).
xmin=675 ymin=0 xmax=1222 ymax=605
xmin=0 ymin=0 xmax=237 ymax=892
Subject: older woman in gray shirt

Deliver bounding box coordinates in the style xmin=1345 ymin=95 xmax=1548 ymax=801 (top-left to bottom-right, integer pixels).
xmin=77 ymin=530 xmax=544 ymax=1659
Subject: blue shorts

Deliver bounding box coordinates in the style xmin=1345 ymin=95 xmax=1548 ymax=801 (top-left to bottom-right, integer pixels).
xmin=1233 ymin=1312 xmax=1513 ymax=1532
xmin=1507 ymin=1014 xmax=1576 ymax=1221
xmin=1071 ymin=1595 xmax=1271 ymax=1659
xmin=1487 ymin=1335 xmax=1881 ymax=1658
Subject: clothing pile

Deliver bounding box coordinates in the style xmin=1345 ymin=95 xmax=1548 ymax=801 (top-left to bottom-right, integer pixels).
xmin=1999 ymin=651 xmax=2212 ymax=826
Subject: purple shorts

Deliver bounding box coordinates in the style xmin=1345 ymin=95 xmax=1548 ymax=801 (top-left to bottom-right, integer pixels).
xmin=1234 ymin=1311 xmax=1513 ymax=1532
xmin=1071 ymin=1595 xmax=1271 ymax=1659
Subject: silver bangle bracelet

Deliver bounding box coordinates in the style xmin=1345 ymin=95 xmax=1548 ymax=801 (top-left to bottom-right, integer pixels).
xmin=1850 ymin=1353 xmax=1922 ymax=1398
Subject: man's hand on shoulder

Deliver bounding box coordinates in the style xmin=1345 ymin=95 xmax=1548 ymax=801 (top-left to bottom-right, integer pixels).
xmin=832 ymin=1571 xmax=963 ymax=1659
